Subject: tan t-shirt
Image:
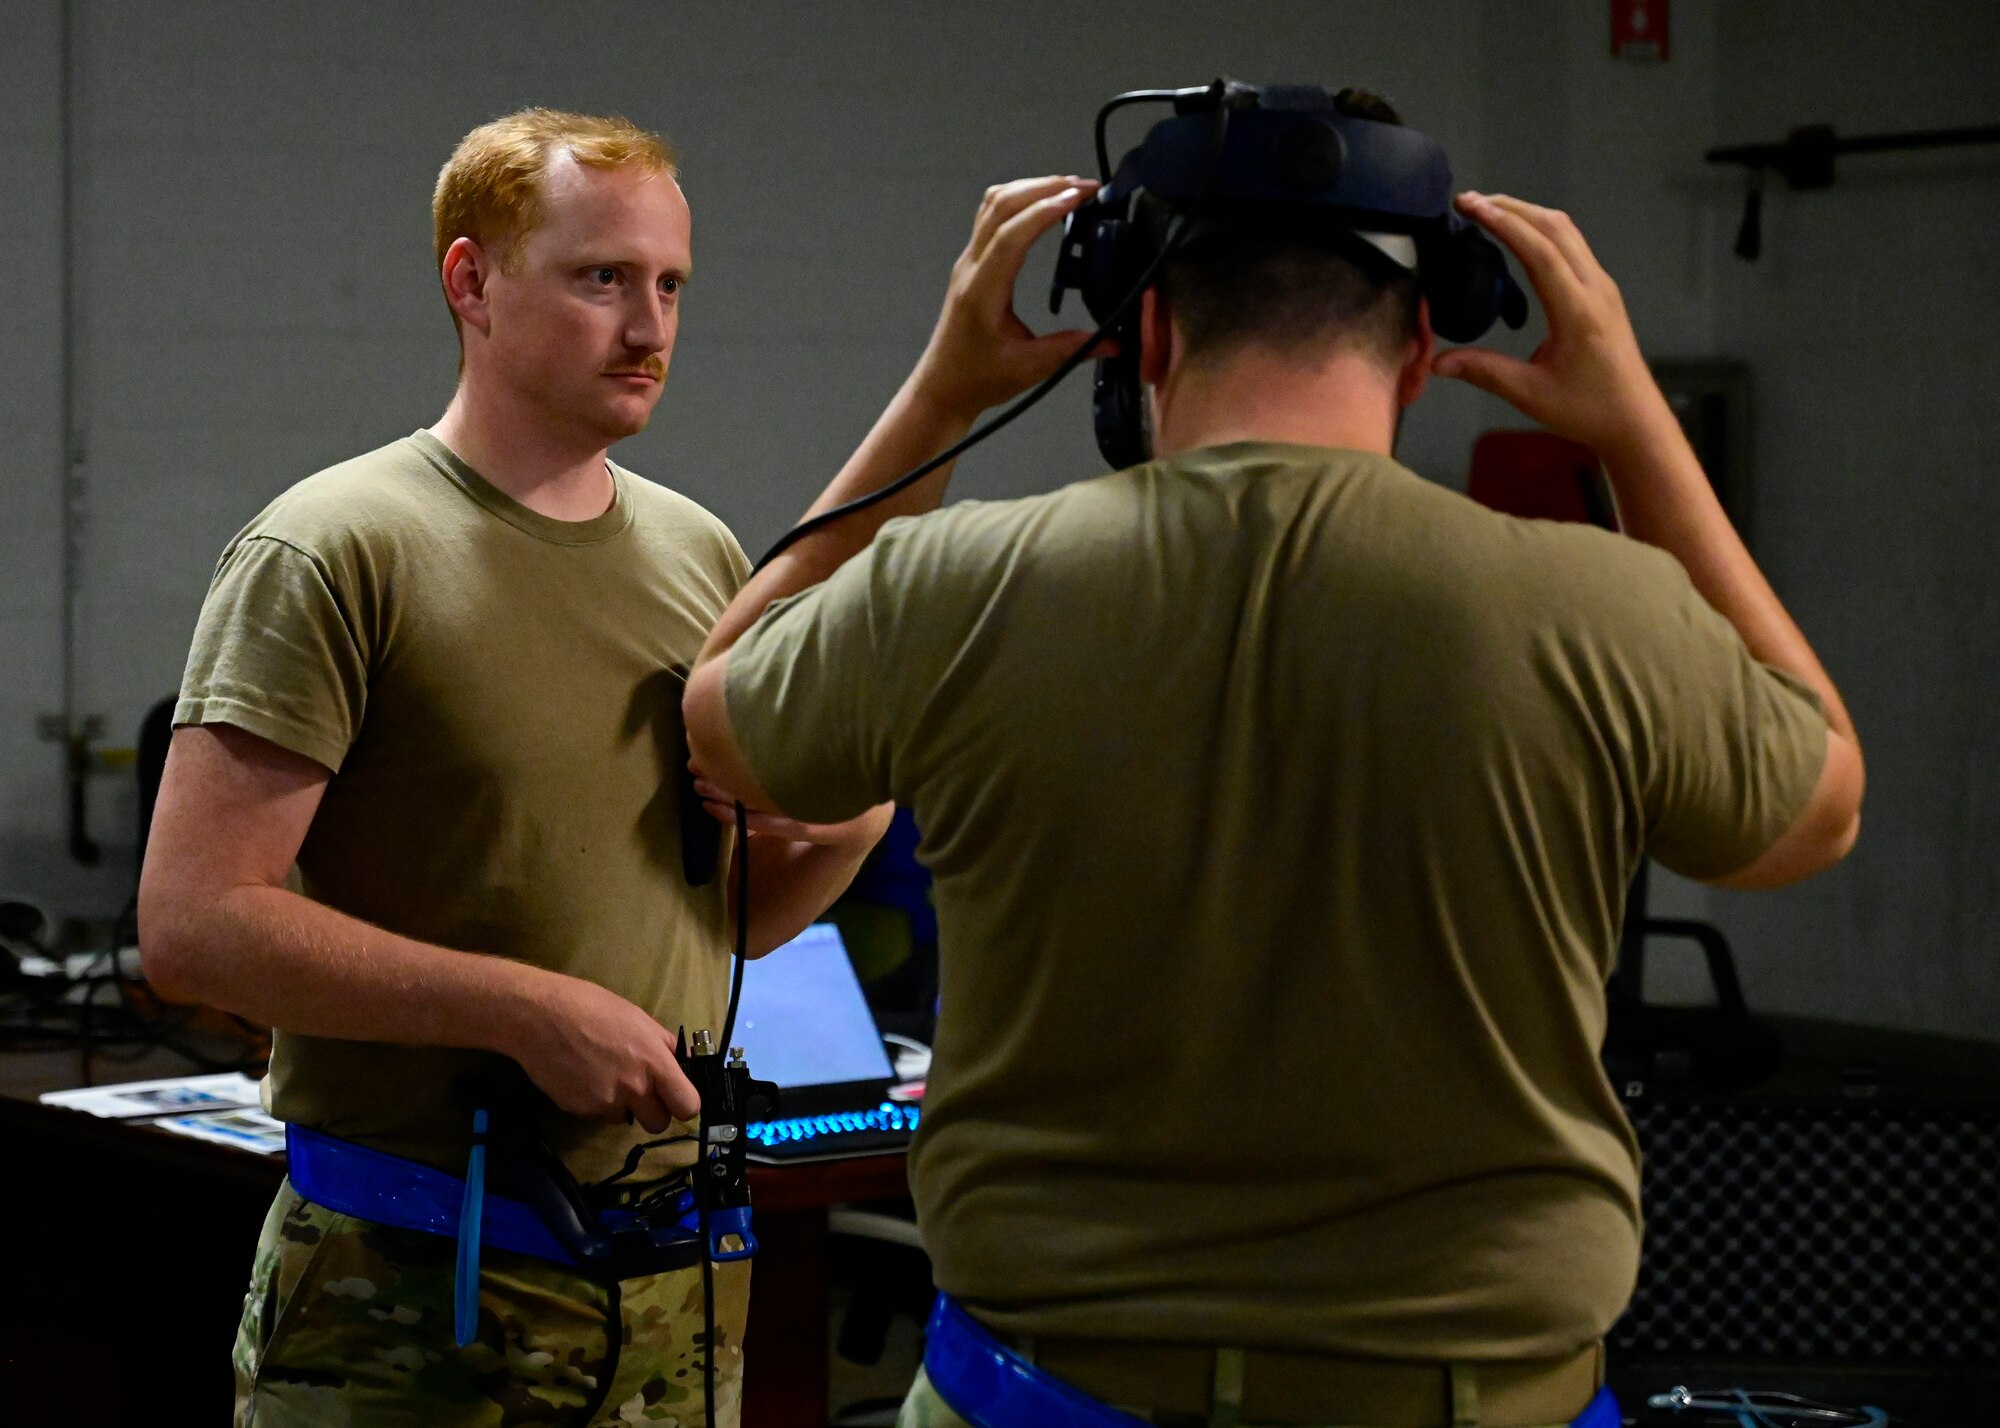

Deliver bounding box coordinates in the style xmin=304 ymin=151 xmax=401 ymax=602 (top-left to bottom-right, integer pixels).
xmin=176 ymin=431 xmax=749 ymax=1182
xmin=724 ymin=442 xmax=1826 ymax=1360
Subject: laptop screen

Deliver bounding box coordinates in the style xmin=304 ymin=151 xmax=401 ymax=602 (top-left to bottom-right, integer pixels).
xmin=733 ymin=922 xmax=895 ymax=1093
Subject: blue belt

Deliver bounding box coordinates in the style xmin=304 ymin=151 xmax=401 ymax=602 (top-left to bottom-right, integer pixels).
xmin=285 ymin=1124 xmax=755 ymax=1270
xmin=923 ymin=1294 xmax=1623 ymax=1428
xmin=287 ymin=1122 xmax=581 ymax=1263
xmin=925 ymin=1294 xmax=1150 ymax=1428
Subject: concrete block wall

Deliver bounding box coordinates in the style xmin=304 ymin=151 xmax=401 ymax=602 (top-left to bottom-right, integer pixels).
xmin=0 ymin=0 xmax=72 ymax=911
xmin=2 ymin=0 xmax=1494 ymax=915
xmin=2 ymin=2 xmax=1987 ymax=1044
xmin=1704 ymin=0 xmax=2000 ymax=1041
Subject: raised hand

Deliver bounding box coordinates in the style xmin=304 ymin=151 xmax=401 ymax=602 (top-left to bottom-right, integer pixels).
xmin=909 ymin=176 xmax=1109 ymax=424
xmin=1431 ymin=192 xmax=1676 ymax=459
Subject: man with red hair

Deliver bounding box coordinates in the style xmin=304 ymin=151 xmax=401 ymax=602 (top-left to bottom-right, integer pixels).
xmin=141 ymin=108 xmax=888 ymax=1425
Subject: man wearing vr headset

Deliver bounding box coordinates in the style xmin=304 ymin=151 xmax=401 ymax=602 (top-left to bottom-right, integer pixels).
xmin=686 ymin=86 xmax=1862 ymax=1428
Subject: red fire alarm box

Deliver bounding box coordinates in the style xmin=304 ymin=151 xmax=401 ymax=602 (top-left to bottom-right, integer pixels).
xmin=1611 ymin=0 xmax=1669 ymax=60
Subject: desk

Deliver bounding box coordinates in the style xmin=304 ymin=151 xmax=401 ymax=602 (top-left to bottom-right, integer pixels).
xmin=0 ymin=1064 xmax=907 ymax=1428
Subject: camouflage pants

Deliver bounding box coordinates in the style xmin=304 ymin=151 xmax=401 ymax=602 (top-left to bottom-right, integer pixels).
xmin=233 ymin=1178 xmax=749 ymax=1427
xmin=895 ymin=1366 xmax=979 ymax=1428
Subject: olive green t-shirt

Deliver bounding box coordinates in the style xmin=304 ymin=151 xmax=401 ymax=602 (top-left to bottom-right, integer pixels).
xmin=176 ymin=431 xmax=749 ymax=1183
xmin=723 ymin=442 xmax=1826 ymax=1360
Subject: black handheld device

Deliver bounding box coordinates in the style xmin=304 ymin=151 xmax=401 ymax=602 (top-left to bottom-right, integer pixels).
xmin=680 ymin=760 xmax=722 ymax=886
xmin=677 ymin=1022 xmax=780 ymax=1227
xmin=1049 ymin=81 xmax=1530 ymax=468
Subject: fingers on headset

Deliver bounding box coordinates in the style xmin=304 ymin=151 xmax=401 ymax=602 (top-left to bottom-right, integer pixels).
xmin=1434 ymin=345 xmax=1532 ymax=399
xmin=972 ymin=176 xmax=1088 ymax=257
xmin=1481 ymin=193 xmax=1604 ymax=288
xmin=1033 ymin=328 xmax=1106 ymax=357
xmin=982 ymin=185 xmax=1090 ymax=272
xmin=1458 ymin=194 xmax=1587 ymax=319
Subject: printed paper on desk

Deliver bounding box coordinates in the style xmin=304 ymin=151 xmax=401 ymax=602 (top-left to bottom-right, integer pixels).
xmin=40 ymin=1071 xmax=264 ymax=1119
xmin=155 ymin=1108 xmax=287 ymax=1155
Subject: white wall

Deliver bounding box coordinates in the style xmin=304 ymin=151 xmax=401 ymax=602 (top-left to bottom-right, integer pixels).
xmin=1703 ymin=0 xmax=2000 ymax=1041
xmin=1 ymin=0 xmax=71 ymax=912
xmin=3 ymin=1 xmax=1991 ymax=1045
xmin=2 ymin=0 xmax=1489 ymax=914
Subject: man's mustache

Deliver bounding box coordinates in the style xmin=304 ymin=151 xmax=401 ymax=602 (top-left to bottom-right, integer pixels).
xmin=606 ymin=354 xmax=667 ymax=380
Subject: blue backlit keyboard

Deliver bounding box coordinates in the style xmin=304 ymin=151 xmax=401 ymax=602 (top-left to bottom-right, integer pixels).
xmin=745 ymin=1101 xmax=921 ymax=1162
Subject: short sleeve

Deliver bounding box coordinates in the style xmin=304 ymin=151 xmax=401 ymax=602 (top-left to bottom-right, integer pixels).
xmin=723 ymin=546 xmax=899 ymax=825
xmin=1634 ymin=564 xmax=1829 ymax=880
xmin=720 ymin=526 xmax=754 ymax=592
xmin=174 ymin=536 xmax=370 ymax=772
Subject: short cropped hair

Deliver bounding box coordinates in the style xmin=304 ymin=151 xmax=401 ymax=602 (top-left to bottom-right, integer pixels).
xmin=1154 ymin=89 xmax=1420 ymax=369
xmin=432 ymin=108 xmax=679 ymax=277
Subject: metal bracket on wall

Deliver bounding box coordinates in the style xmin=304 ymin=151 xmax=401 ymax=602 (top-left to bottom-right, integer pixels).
xmin=1707 ymin=122 xmax=2000 ymax=260
xmin=36 ymin=713 xmax=106 ymax=867
xmin=49 ymin=0 xmax=100 ymax=872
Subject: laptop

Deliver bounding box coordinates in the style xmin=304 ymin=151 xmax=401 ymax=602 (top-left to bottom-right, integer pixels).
xmin=734 ymin=922 xmax=921 ymax=1162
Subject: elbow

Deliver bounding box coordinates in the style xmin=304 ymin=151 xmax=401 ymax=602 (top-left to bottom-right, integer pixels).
xmin=683 ymin=660 xmax=722 ymax=755
xmin=1827 ymin=808 xmax=1862 ymax=866
xmin=135 ymin=878 xmax=204 ymax=1006
xmin=137 ymin=933 xmax=197 ymax=1006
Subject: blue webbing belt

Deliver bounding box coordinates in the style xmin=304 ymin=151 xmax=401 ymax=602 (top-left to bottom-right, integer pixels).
xmin=286 ymin=1122 xmax=754 ymax=1346
xmin=286 ymin=1122 xmax=580 ymax=1263
xmin=925 ymin=1294 xmax=1151 ymax=1428
xmin=923 ymin=1294 xmax=1625 ymax=1428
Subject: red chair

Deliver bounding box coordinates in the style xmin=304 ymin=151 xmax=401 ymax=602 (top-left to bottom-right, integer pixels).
xmin=1466 ymin=429 xmax=1616 ymax=531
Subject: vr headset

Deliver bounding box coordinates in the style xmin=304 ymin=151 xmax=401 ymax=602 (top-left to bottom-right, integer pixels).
xmin=1051 ymin=80 xmax=1530 ymax=469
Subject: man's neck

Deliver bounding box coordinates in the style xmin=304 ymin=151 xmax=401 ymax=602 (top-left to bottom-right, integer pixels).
xmin=430 ymin=379 xmax=617 ymax=522
xmin=1150 ymin=345 xmax=1401 ymax=460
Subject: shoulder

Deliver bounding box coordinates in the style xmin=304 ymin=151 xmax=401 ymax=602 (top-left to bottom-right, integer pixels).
xmin=1381 ymin=468 xmax=1697 ymax=621
xmin=865 ymin=476 xmax=1142 ymax=580
xmin=1496 ymin=515 xmax=1701 ymax=625
xmin=616 ymin=466 xmax=749 ymax=580
xmin=226 ymin=435 xmax=445 ymax=565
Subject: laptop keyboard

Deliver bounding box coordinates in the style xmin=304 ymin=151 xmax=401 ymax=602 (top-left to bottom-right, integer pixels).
xmin=746 ymin=1101 xmax=921 ymax=1158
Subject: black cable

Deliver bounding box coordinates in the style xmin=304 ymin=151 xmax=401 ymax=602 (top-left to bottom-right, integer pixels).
xmin=700 ymin=799 xmax=750 ymax=1428
xmin=1095 ymin=88 xmax=1193 ymax=180
xmin=720 ymin=801 xmax=750 ymax=1051
xmin=592 ymin=1133 xmax=698 ymax=1193
xmin=700 ymin=1198 xmax=719 ymax=1428
xmin=750 ymin=209 xmax=1186 ymax=577
xmin=752 ymin=87 xmax=1232 ymax=577
xmin=576 ymin=1277 xmax=624 ymax=1424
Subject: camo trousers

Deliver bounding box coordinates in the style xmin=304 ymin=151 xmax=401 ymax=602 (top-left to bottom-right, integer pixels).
xmin=233 ymin=1178 xmax=749 ymax=1427
xmin=896 ymin=1365 xmax=977 ymax=1427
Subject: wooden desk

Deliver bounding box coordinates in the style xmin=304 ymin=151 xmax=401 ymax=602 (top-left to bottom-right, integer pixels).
xmin=0 ymin=1073 xmax=906 ymax=1427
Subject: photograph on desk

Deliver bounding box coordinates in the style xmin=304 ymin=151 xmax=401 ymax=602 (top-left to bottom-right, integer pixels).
xmin=4 ymin=4 xmax=2000 ymax=1428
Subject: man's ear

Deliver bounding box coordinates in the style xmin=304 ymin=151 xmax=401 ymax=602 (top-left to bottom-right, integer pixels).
xmin=440 ymin=236 xmax=495 ymax=337
xmin=1395 ymin=296 xmax=1439 ymax=409
xmin=1139 ymin=286 xmax=1174 ymax=388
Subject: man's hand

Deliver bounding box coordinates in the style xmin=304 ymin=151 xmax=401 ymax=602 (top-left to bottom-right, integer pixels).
xmin=692 ymin=773 xmax=885 ymax=847
xmin=505 ymin=973 xmax=702 ymax=1133
xmin=907 ymin=175 xmax=1107 ymax=424
xmin=1430 ymin=192 xmax=1675 ymax=459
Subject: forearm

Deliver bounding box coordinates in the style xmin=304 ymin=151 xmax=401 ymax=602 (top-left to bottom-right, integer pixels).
xmin=142 ymin=881 xmax=548 ymax=1058
xmin=699 ymin=379 xmax=973 ymax=663
xmin=736 ymin=808 xmax=893 ymax=956
xmin=1600 ymin=403 xmax=1857 ymax=743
